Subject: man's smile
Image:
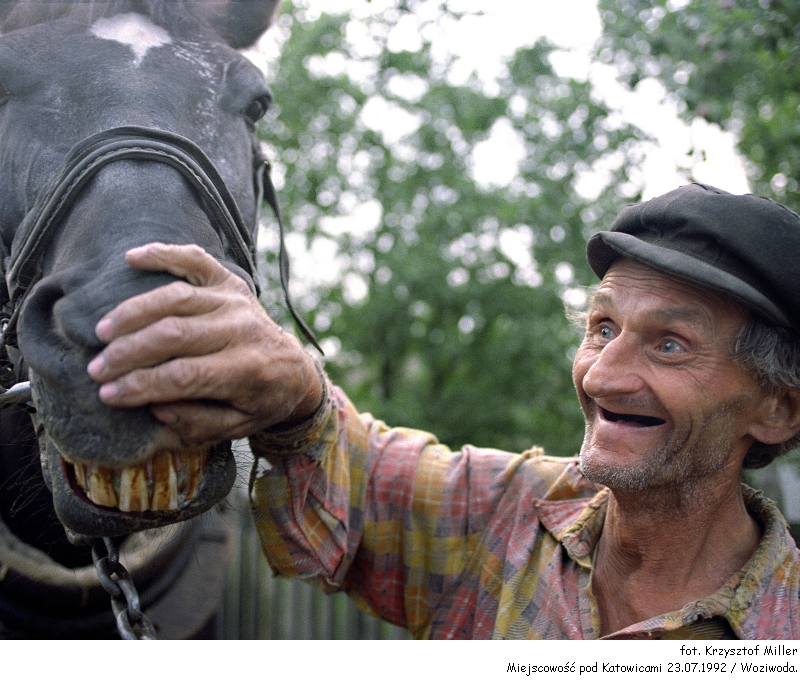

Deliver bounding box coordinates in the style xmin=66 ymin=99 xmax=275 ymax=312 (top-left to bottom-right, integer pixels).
xmin=599 ymin=406 xmax=666 ymax=428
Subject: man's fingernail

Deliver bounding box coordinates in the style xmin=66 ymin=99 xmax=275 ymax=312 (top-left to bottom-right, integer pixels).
xmin=95 ymin=319 xmax=114 ymax=343
xmin=99 ymin=383 xmax=119 ymax=401
xmin=87 ymin=355 xmax=105 ymax=379
xmin=153 ymin=408 xmax=178 ymax=425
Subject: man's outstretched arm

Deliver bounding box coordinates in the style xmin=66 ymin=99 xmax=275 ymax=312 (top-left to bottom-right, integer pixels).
xmin=85 ymin=242 xmax=528 ymax=637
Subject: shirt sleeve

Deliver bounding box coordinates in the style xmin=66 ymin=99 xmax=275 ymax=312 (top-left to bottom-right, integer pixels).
xmin=248 ymin=379 xmax=531 ymax=634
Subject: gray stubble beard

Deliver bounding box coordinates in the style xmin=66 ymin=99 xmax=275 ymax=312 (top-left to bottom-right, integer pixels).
xmin=578 ymin=401 xmax=744 ymax=502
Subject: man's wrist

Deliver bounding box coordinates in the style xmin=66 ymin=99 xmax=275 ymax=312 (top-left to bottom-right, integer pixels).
xmin=281 ymin=351 xmax=326 ymax=427
xmin=249 ymin=354 xmax=332 ymax=455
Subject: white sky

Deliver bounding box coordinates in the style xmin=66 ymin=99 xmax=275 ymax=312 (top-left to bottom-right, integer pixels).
xmin=250 ymin=0 xmax=750 ymax=199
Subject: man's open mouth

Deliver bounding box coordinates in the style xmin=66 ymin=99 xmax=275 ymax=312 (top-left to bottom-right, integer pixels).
xmin=600 ymin=407 xmax=665 ymax=427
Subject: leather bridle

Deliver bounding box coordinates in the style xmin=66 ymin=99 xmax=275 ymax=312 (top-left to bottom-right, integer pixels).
xmin=0 ymin=124 xmax=319 ymax=395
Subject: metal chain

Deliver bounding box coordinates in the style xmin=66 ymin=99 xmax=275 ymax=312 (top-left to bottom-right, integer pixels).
xmin=3 ymin=384 xmax=154 ymax=638
xmin=90 ymin=537 xmax=157 ymax=640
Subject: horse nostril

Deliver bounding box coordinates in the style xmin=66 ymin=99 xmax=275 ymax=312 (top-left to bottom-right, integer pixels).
xmin=53 ymin=293 xmax=107 ymax=352
xmin=18 ymin=279 xmax=64 ymax=343
xmin=18 ymin=273 xmax=105 ymax=362
xmin=20 ymin=264 xmax=184 ymax=365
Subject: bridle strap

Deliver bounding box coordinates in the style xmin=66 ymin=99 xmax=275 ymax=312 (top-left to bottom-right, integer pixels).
xmin=1 ymin=126 xmax=319 ymax=352
xmin=254 ymin=151 xmax=322 ymax=353
xmin=8 ymin=126 xmax=258 ymax=305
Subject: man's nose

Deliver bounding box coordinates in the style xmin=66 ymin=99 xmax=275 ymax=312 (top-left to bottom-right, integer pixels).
xmin=581 ymin=333 xmax=645 ymax=399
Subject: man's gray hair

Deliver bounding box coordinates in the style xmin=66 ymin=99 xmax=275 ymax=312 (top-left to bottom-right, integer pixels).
xmin=733 ymin=314 xmax=800 ymax=468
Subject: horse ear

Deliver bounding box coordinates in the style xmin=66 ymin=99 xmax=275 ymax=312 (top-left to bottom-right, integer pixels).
xmin=203 ymin=1 xmax=281 ymax=49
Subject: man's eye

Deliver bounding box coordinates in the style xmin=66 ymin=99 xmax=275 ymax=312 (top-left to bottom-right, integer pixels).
xmin=659 ymin=339 xmax=684 ymax=354
xmin=599 ymin=326 xmax=614 ymax=340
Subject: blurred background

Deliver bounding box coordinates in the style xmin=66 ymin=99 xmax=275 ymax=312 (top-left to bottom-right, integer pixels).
xmin=219 ymin=0 xmax=800 ymax=638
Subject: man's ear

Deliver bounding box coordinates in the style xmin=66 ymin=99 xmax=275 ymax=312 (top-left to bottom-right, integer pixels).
xmin=749 ymin=388 xmax=800 ymax=445
xmin=200 ymin=1 xmax=282 ymax=49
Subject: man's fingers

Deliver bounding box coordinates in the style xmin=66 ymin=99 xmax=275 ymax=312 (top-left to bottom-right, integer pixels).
xmin=87 ymin=241 xmax=319 ymax=441
xmin=94 ymin=243 xmax=246 ymax=343
xmin=96 ymin=351 xmax=284 ymax=414
xmin=125 ymin=242 xmax=232 ymax=287
xmin=89 ymin=311 xmax=233 ymax=382
xmin=98 ymin=355 xmax=226 ymax=407
xmin=95 ymin=279 xmax=227 ymax=342
xmin=151 ymin=402 xmax=267 ymax=445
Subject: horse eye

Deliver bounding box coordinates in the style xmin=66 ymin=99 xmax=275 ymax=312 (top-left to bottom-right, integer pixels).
xmin=243 ymin=94 xmax=270 ymax=124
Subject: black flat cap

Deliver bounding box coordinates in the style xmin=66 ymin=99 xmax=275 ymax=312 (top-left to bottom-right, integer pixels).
xmin=586 ymin=183 xmax=800 ymax=333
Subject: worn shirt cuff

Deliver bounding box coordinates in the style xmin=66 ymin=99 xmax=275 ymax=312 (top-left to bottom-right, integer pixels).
xmin=248 ymin=355 xmax=333 ymax=457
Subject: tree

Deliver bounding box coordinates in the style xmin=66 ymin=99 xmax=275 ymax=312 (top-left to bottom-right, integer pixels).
xmin=259 ymin=0 xmax=644 ymax=456
xmin=597 ymin=0 xmax=800 ymax=211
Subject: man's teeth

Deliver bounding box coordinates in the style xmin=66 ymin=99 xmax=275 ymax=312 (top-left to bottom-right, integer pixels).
xmin=71 ymin=449 xmax=209 ymax=512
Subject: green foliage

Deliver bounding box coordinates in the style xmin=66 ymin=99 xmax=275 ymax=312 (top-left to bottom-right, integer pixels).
xmin=597 ymin=0 xmax=800 ymax=210
xmin=259 ymin=0 xmax=644 ymax=455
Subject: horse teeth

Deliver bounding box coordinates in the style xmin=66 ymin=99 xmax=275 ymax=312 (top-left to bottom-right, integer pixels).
xmin=74 ymin=462 xmax=88 ymax=490
xmin=118 ymin=466 xmax=148 ymax=512
xmin=87 ymin=464 xmax=118 ymax=508
xmin=70 ymin=447 xmax=208 ymax=512
xmin=150 ymin=451 xmax=178 ymax=511
xmin=184 ymin=449 xmax=206 ymax=501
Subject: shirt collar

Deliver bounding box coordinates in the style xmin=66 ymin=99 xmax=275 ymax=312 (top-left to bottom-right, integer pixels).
xmin=720 ymin=486 xmax=798 ymax=638
xmin=535 ymin=461 xmax=608 ymax=567
xmin=537 ymin=476 xmax=800 ymax=638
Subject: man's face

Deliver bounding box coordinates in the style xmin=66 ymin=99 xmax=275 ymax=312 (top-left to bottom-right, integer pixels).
xmin=572 ymin=259 xmax=770 ymax=494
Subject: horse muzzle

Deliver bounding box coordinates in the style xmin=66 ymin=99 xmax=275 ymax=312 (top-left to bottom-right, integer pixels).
xmin=38 ymin=424 xmax=236 ymax=538
xmin=17 ymin=265 xmax=238 ymax=537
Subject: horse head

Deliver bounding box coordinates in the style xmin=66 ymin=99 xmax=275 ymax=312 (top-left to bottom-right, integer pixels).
xmin=0 ymin=1 xmax=281 ymax=540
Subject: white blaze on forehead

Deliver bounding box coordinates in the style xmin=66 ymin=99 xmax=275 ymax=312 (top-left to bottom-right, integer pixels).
xmin=90 ymin=13 xmax=172 ymax=64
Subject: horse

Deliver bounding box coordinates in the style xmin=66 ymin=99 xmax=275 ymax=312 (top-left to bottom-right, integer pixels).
xmin=0 ymin=0 xmax=286 ymax=638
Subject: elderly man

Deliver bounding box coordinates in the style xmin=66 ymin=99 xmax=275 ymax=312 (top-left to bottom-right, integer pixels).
xmin=88 ymin=183 xmax=800 ymax=639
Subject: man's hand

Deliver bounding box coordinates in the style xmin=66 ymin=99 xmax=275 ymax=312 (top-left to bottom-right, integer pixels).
xmin=86 ymin=243 xmax=323 ymax=445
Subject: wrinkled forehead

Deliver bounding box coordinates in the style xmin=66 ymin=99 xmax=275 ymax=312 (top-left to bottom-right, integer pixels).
xmin=592 ymin=259 xmax=750 ymax=333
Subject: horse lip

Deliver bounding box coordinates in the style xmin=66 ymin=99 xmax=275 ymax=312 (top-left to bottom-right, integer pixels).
xmin=43 ymin=437 xmax=236 ymax=537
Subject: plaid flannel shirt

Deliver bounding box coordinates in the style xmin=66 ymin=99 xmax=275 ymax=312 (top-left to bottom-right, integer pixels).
xmin=249 ymin=382 xmax=800 ymax=639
